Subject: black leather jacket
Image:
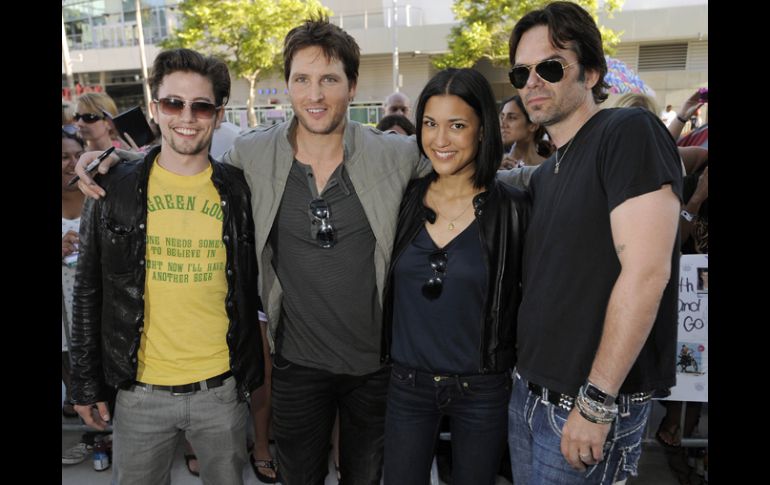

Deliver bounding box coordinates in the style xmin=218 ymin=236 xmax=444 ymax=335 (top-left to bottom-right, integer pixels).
xmin=381 ymin=175 xmax=530 ymax=373
xmin=70 ymin=146 xmax=264 ymax=404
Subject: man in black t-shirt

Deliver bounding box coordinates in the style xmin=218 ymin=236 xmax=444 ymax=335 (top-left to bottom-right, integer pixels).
xmin=505 ymin=3 xmax=683 ymax=484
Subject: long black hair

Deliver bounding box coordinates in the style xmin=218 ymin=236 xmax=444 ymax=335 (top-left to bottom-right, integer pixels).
xmin=414 ymin=68 xmax=502 ymax=189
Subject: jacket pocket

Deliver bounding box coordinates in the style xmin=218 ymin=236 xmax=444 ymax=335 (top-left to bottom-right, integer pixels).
xmin=100 ymin=217 xmax=137 ymax=274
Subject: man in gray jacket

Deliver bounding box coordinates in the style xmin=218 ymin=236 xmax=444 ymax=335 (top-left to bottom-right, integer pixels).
xmin=222 ymin=19 xmax=427 ymax=484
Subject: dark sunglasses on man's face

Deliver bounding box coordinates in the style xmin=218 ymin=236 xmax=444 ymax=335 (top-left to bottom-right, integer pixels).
xmin=73 ymin=112 xmax=105 ymax=123
xmin=422 ymin=250 xmax=448 ymax=300
xmin=154 ymin=97 xmax=221 ymax=119
xmin=508 ymin=59 xmax=578 ymax=89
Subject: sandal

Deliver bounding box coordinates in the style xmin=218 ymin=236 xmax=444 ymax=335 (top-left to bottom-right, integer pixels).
xmin=250 ymin=453 xmax=282 ymax=483
xmin=184 ymin=453 xmax=200 ymax=477
xmin=656 ymin=422 xmax=681 ymax=447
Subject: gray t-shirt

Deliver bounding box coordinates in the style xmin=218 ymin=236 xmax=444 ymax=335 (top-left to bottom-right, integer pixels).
xmin=269 ymin=160 xmax=382 ymax=375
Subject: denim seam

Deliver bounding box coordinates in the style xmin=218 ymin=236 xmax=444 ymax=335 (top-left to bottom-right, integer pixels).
xmin=525 ymin=391 xmax=537 ymax=432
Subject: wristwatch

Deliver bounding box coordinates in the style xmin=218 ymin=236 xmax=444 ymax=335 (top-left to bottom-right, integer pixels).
xmin=680 ymin=209 xmax=696 ymax=222
xmin=582 ymin=382 xmax=616 ymax=407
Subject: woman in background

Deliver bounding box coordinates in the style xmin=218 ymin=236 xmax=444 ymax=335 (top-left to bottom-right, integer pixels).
xmin=499 ymin=94 xmax=553 ymax=169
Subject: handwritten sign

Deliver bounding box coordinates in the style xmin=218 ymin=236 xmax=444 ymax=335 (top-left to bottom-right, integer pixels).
xmin=662 ymin=254 xmax=708 ymax=402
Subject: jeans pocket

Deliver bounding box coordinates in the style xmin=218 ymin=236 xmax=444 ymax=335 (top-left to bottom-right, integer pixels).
xmin=272 ymin=353 xmax=293 ymax=371
xmin=390 ymin=365 xmax=412 ymax=383
xmin=462 ymin=373 xmax=511 ymax=397
xmin=117 ymin=388 xmax=148 ymax=408
xmin=546 ymin=402 xmax=570 ymax=438
xmin=211 ymin=377 xmax=238 ymax=404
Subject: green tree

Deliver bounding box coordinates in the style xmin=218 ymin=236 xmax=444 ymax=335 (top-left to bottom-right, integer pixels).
xmin=161 ymin=0 xmax=331 ymax=127
xmin=434 ymin=0 xmax=624 ymax=70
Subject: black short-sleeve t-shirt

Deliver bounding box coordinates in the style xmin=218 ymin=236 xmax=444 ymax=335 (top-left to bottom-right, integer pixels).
xmin=516 ymin=107 xmax=683 ymax=396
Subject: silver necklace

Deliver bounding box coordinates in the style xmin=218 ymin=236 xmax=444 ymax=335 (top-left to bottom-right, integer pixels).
xmin=554 ymin=138 xmax=575 ymax=174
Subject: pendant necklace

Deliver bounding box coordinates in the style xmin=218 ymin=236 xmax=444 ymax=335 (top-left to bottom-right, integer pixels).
xmin=554 ymin=138 xmax=575 ymax=174
xmin=430 ymin=191 xmax=474 ymax=231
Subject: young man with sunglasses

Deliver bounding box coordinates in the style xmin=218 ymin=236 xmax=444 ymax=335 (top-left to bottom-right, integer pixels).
xmin=69 ymin=48 xmax=264 ymax=485
xmin=505 ymin=3 xmax=683 ymax=484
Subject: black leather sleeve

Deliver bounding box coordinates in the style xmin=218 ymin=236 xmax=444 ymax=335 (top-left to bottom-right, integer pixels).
xmin=70 ymin=196 xmax=108 ymax=405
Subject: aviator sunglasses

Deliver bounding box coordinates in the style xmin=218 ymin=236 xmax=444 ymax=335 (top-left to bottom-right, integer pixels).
xmin=508 ymin=59 xmax=578 ymax=89
xmin=73 ymin=112 xmax=106 ymax=123
xmin=153 ymin=97 xmax=221 ymax=119
xmin=309 ymin=198 xmax=336 ymax=249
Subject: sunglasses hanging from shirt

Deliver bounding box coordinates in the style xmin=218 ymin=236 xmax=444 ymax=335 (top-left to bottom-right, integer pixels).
xmin=422 ymin=250 xmax=448 ymax=300
xmin=309 ymin=198 xmax=336 ymax=249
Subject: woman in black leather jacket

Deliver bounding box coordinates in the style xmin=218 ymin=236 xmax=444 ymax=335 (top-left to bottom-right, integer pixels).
xmin=382 ymin=68 xmax=530 ymax=485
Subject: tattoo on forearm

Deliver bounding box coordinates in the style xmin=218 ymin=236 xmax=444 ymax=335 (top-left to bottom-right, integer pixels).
xmin=615 ymin=244 xmax=626 ymax=255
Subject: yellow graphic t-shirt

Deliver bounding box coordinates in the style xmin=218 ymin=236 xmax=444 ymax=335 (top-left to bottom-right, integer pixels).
xmin=137 ymin=161 xmax=230 ymax=385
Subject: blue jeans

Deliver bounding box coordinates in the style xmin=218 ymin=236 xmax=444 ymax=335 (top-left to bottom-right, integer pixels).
xmin=112 ymin=376 xmax=248 ymax=485
xmin=384 ymin=363 xmax=510 ymax=485
xmin=508 ymin=373 xmax=652 ymax=485
xmin=271 ymin=353 xmax=389 ymax=485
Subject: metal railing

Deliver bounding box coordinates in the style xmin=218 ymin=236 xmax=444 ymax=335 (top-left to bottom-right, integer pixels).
xmin=65 ymin=6 xmax=180 ymax=50
xmin=331 ymin=5 xmax=424 ymax=30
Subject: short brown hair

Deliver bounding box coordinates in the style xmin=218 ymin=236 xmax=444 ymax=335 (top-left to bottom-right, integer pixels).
xmin=283 ymin=17 xmax=360 ymax=85
xmin=149 ymin=48 xmax=231 ymax=107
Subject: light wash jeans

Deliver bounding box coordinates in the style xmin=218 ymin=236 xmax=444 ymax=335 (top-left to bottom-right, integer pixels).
xmin=508 ymin=373 xmax=652 ymax=485
xmin=112 ymin=376 xmax=248 ymax=485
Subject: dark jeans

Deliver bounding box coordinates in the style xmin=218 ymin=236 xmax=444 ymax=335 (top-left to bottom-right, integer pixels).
xmin=271 ymin=353 xmax=389 ymax=485
xmin=384 ymin=363 xmax=510 ymax=485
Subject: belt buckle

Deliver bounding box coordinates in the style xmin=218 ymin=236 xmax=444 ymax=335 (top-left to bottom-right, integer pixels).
xmin=170 ymin=385 xmax=196 ymax=396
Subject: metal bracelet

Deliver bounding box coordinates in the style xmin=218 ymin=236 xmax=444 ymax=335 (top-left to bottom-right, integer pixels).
xmin=578 ymin=384 xmax=619 ymax=415
xmin=576 ymin=391 xmax=617 ymax=424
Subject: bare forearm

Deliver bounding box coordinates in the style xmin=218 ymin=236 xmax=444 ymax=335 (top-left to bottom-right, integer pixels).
xmin=588 ymin=268 xmax=670 ymax=395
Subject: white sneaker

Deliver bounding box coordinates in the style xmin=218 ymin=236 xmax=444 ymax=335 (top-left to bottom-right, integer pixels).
xmin=62 ymin=442 xmax=92 ymax=465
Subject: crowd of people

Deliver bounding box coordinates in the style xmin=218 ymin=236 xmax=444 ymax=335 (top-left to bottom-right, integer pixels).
xmin=62 ymin=2 xmax=707 ymax=484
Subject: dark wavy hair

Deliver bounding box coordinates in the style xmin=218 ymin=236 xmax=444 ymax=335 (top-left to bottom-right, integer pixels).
xmin=509 ymin=1 xmax=609 ymax=104
xmin=283 ymin=17 xmax=360 ymax=85
xmin=376 ymin=114 xmax=416 ymax=136
xmin=149 ymin=48 xmax=231 ymax=107
xmin=415 ymin=68 xmax=502 ymax=189
xmin=499 ymin=95 xmax=554 ymax=158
